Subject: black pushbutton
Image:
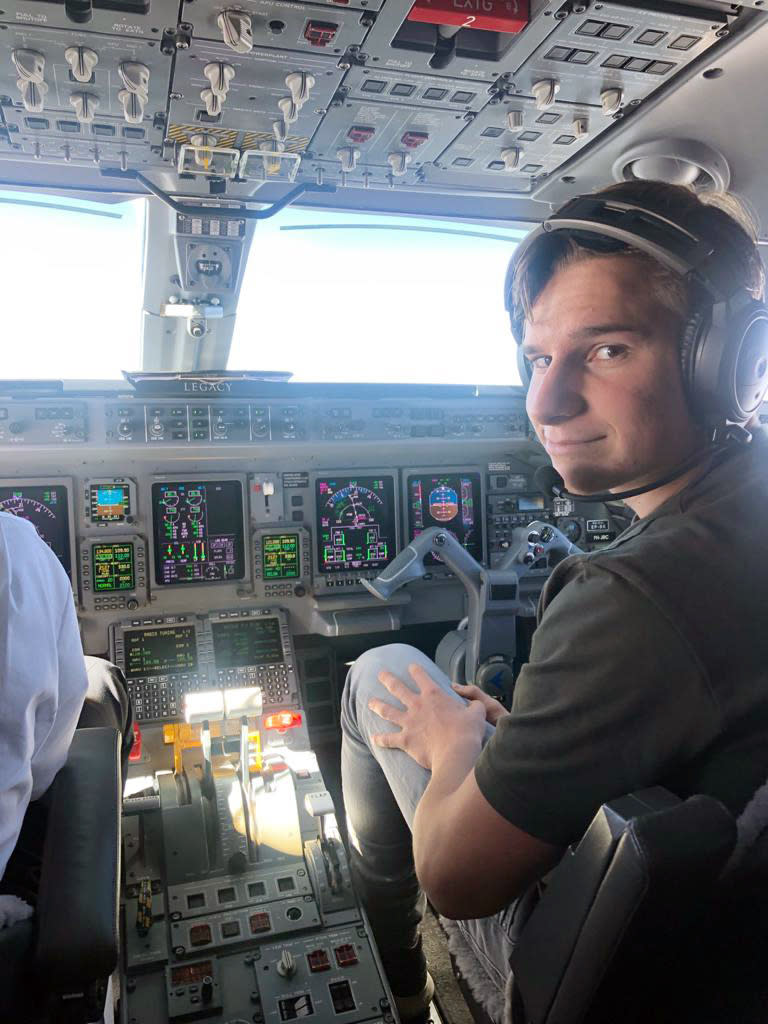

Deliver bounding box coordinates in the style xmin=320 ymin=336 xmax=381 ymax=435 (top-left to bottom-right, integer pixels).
xmin=65 ymin=0 xmax=93 ymax=22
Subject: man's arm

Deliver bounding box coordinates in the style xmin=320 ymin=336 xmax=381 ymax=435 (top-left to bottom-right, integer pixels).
xmin=370 ymin=564 xmax=719 ymax=919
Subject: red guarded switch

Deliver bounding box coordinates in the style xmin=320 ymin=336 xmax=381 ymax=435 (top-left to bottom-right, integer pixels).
xmin=307 ymin=949 xmax=331 ymax=972
xmin=406 ymin=0 xmax=529 ymax=33
xmin=347 ymin=125 xmax=376 ymax=144
xmin=304 ymin=20 xmax=339 ymax=46
xmin=129 ymin=722 xmax=142 ymax=761
xmin=401 ymin=131 xmax=429 ymax=149
xmin=335 ymin=944 xmax=359 ymax=967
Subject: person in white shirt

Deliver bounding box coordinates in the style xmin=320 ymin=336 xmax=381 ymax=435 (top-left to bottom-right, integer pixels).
xmin=0 ymin=511 xmax=88 ymax=928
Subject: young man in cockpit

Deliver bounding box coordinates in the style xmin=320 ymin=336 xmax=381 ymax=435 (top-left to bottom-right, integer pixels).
xmin=341 ymin=180 xmax=768 ymax=1020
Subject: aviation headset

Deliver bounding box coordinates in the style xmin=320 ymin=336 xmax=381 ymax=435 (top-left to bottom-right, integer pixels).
xmin=504 ymin=193 xmax=768 ymax=430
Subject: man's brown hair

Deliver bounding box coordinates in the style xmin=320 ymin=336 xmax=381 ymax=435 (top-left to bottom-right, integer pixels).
xmin=508 ymin=180 xmax=765 ymax=344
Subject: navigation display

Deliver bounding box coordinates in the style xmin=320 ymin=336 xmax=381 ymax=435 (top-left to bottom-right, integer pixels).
xmin=407 ymin=472 xmax=482 ymax=565
xmin=262 ymin=533 xmax=300 ymax=581
xmin=93 ymin=542 xmax=135 ymax=593
xmin=211 ymin=617 xmax=284 ymax=668
xmin=316 ymin=475 xmax=396 ymax=574
xmin=89 ymin=482 xmax=131 ymax=524
xmin=124 ymin=625 xmax=198 ymax=678
xmin=0 ymin=483 xmax=72 ymax=575
xmin=152 ymin=480 xmax=246 ymax=585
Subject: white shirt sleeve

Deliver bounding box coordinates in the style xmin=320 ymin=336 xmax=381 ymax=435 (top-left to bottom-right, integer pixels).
xmin=0 ymin=513 xmax=88 ymax=881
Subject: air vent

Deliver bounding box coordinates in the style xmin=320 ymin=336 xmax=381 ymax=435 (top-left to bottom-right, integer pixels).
xmin=613 ymin=140 xmax=730 ymax=191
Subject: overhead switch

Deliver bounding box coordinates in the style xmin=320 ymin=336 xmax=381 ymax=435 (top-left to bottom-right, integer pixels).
xmin=531 ymin=79 xmax=559 ymax=111
xmin=600 ymin=87 xmax=623 ymax=116
xmin=273 ymin=118 xmax=288 ymax=141
xmin=64 ymin=45 xmax=98 ymax=83
xmin=18 ymin=79 xmax=47 ymax=113
xmin=12 ymin=49 xmax=45 ymax=84
xmin=572 ymin=116 xmax=588 ymax=137
xmin=501 ymin=146 xmax=521 ymax=170
xmin=119 ymin=61 xmax=150 ymax=98
xmin=218 ymin=9 xmax=253 ymax=54
xmin=507 ymin=110 xmax=523 ymax=131
xmin=70 ymin=91 xmax=99 ymax=124
xmin=204 ymin=61 xmax=235 ymax=99
xmin=401 ymin=130 xmax=428 ymax=149
xmin=190 ymin=132 xmax=217 ymax=170
xmin=387 ymin=151 xmax=412 ymax=176
xmin=118 ymin=89 xmax=145 ymax=124
xmin=347 ymin=125 xmax=375 ymax=144
xmin=200 ymin=88 xmax=223 ymax=118
xmin=336 ymin=146 xmax=360 ymax=172
xmin=303 ymin=20 xmax=338 ymax=47
xmin=278 ymin=96 xmax=299 ymax=124
xmin=285 ymin=72 xmax=315 ymax=107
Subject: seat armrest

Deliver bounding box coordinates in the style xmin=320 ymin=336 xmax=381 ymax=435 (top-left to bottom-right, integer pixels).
xmin=34 ymin=727 xmax=122 ymax=991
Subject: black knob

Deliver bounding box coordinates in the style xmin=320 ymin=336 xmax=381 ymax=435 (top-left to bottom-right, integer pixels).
xmin=127 ymin=598 xmax=139 ymax=610
xmin=228 ymin=850 xmax=248 ymax=874
xmin=8 ymin=421 xmax=24 ymax=435
xmin=293 ymin=584 xmax=306 ymax=597
xmin=65 ymin=0 xmax=93 ymax=22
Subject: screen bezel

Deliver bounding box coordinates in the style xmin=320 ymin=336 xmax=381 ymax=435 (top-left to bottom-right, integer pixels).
xmin=84 ymin=476 xmax=137 ymax=527
xmin=0 ymin=476 xmax=78 ymax=594
xmin=150 ymin=474 xmax=250 ymax=589
xmin=401 ymin=466 xmax=487 ymax=574
xmin=123 ymin=623 xmax=200 ymax=679
xmin=311 ymin=469 xmax=400 ymax=585
xmin=91 ymin=539 xmax=136 ymax=593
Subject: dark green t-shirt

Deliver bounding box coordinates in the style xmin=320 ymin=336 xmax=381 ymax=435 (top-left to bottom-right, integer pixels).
xmin=474 ymin=435 xmax=768 ymax=847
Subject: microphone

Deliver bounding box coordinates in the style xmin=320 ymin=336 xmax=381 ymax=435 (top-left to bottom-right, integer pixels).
xmin=533 ymin=443 xmax=732 ymax=504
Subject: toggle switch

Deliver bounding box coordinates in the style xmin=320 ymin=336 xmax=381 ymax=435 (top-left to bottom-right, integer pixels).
xmin=600 ymin=87 xmax=623 ymax=116
xmin=200 ymin=88 xmax=223 ymax=118
xmin=190 ymin=131 xmax=217 ymax=170
xmin=531 ymin=79 xmax=559 ymax=110
xmin=572 ymin=116 xmax=588 ymax=137
xmin=118 ymin=88 xmax=145 ymax=124
xmin=12 ymin=49 xmax=45 ymax=84
xmin=272 ymin=118 xmax=288 ymax=141
xmin=119 ymin=61 xmax=150 ymax=99
xmin=64 ymin=45 xmax=98 ymax=83
xmin=17 ymin=78 xmax=47 ymax=113
xmin=303 ymin=20 xmax=338 ymax=46
xmin=336 ymin=146 xmax=360 ymax=172
xmin=70 ymin=91 xmax=99 ymax=124
xmin=347 ymin=124 xmax=375 ymax=144
xmin=278 ymin=96 xmax=299 ymax=124
xmin=387 ymin=151 xmax=411 ymax=176
xmin=204 ymin=61 xmax=235 ymax=99
xmin=507 ymin=110 xmax=523 ymax=131
xmin=218 ymin=9 xmax=253 ymax=53
xmin=501 ymin=146 xmax=521 ymax=171
xmin=285 ymin=71 xmax=315 ymax=107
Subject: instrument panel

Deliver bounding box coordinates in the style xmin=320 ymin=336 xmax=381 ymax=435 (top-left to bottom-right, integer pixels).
xmin=0 ymin=384 xmax=623 ymax=666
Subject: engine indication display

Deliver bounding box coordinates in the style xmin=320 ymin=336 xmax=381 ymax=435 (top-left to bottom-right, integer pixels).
xmin=152 ymin=480 xmax=246 ymax=586
xmin=211 ymin=617 xmax=285 ymax=669
xmin=89 ymin=482 xmax=131 ymax=524
xmin=262 ymin=533 xmax=300 ymax=580
xmin=124 ymin=625 xmax=198 ymax=679
xmin=92 ymin=542 xmax=135 ymax=592
xmin=316 ymin=475 xmax=396 ymax=574
xmin=408 ymin=471 xmax=482 ymax=565
xmin=0 ymin=483 xmax=72 ymax=576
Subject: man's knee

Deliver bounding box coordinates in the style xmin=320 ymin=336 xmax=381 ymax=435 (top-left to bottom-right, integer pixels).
xmin=347 ymin=644 xmax=427 ymax=704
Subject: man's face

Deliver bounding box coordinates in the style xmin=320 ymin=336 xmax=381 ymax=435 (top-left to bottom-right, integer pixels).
xmin=522 ymin=255 xmax=705 ymax=496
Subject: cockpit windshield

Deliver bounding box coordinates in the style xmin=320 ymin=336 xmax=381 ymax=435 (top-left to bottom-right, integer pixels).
xmin=1 ymin=194 xmax=524 ymax=385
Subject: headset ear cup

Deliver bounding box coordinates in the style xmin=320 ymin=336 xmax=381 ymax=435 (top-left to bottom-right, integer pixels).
xmin=678 ymin=311 xmax=704 ymax=415
xmin=517 ymin=345 xmax=532 ymax=389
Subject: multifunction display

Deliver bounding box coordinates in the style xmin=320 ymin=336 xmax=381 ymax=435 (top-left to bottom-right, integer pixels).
xmin=407 ymin=472 xmax=482 ymax=564
xmin=262 ymin=533 xmax=300 ymax=581
xmin=124 ymin=625 xmax=198 ymax=679
xmin=211 ymin=617 xmax=284 ymax=669
xmin=152 ymin=480 xmax=246 ymax=585
xmin=89 ymin=482 xmax=131 ymax=523
xmin=0 ymin=483 xmax=72 ymax=575
xmin=316 ymin=475 xmax=396 ymax=574
xmin=93 ymin=542 xmax=135 ymax=592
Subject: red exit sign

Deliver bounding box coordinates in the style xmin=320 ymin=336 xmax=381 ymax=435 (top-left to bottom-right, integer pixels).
xmin=407 ymin=0 xmax=529 ymax=33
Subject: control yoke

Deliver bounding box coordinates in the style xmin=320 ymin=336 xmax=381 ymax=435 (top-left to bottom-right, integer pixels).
xmin=361 ymin=524 xmax=582 ymax=691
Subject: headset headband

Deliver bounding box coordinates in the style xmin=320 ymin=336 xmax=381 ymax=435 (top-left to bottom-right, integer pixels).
xmin=504 ymin=194 xmax=746 ymax=327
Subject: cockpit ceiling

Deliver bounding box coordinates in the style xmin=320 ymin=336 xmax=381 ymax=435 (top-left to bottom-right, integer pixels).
xmin=0 ymin=0 xmax=766 ymax=222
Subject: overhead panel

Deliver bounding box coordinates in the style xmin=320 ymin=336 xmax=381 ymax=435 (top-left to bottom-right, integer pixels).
xmin=511 ymin=1 xmax=728 ymax=109
xmin=302 ymin=93 xmax=466 ymax=184
xmin=432 ymin=93 xmax=593 ymax=191
xmin=0 ymin=22 xmax=170 ymax=167
xmin=340 ymin=63 xmax=491 ymax=112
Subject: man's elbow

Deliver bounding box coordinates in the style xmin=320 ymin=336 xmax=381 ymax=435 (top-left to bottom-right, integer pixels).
xmin=417 ymin=861 xmax=524 ymax=920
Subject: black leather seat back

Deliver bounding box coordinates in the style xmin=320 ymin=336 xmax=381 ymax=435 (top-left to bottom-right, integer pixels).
xmin=509 ymin=788 xmax=737 ymax=1024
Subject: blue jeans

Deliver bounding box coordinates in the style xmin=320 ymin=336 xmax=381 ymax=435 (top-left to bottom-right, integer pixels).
xmin=341 ymin=644 xmax=532 ymax=1019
